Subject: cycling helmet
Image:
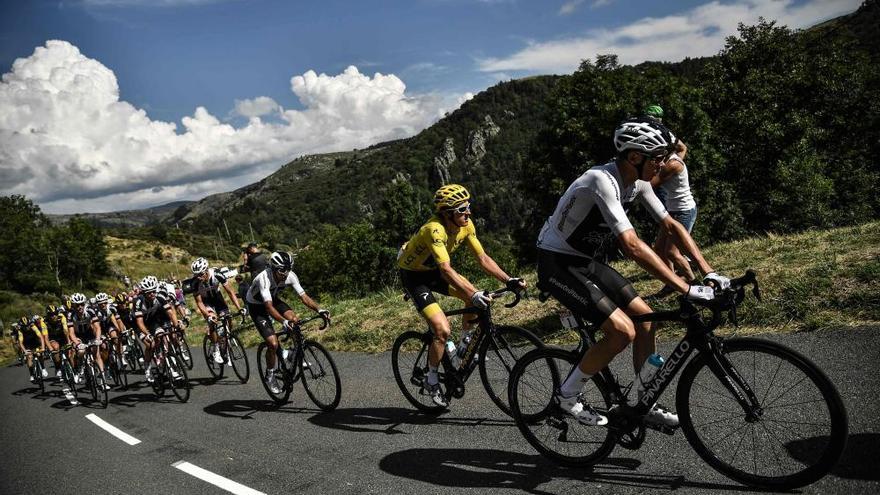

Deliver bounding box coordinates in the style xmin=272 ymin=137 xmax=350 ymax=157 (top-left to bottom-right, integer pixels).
xmin=613 ymin=119 xmax=674 ymax=156
xmin=269 ymin=251 xmax=293 ymax=271
xmin=19 ymin=316 xmax=29 ymax=326
xmin=70 ymin=293 xmax=87 ymax=305
xmin=114 ymin=293 xmax=127 ymax=304
xmin=191 ymin=257 xmax=209 ymax=275
xmin=140 ymin=275 xmax=159 ymax=292
xmin=434 ymin=184 xmax=470 ymax=211
xmin=644 ymin=104 xmax=664 ymax=120
xmin=46 ymin=304 xmax=58 ymax=315
xmin=95 ymin=292 xmax=110 ymax=304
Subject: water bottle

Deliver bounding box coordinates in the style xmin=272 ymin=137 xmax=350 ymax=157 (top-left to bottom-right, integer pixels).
xmin=445 ymin=340 xmax=459 ymax=368
xmin=456 ymin=330 xmax=472 ymax=358
xmin=635 ymin=353 xmax=665 ymax=402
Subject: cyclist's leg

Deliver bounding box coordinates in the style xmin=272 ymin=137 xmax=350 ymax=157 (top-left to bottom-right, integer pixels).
xmin=249 ymin=302 xmax=278 ymax=370
xmin=401 ymin=270 xmax=451 ymax=370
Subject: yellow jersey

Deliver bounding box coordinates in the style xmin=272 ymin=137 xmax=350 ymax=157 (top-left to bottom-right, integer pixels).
xmin=398 ymin=216 xmax=485 ymax=271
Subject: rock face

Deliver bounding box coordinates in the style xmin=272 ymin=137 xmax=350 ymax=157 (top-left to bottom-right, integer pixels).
xmin=464 ymin=115 xmax=501 ymax=167
xmin=432 ymin=137 xmax=456 ymax=185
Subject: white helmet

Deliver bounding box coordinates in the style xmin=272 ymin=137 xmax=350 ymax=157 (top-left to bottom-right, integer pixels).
xmin=70 ymin=293 xmax=87 ymax=305
xmin=140 ymin=275 xmax=159 ymax=292
xmin=95 ymin=292 xmax=110 ymax=304
xmin=191 ymin=257 xmax=209 ymax=275
xmin=613 ymin=119 xmax=674 ymax=156
xmin=269 ymin=251 xmax=293 ymax=271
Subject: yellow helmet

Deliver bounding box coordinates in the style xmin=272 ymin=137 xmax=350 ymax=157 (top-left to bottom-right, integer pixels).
xmin=433 ymin=184 xmax=470 ymax=211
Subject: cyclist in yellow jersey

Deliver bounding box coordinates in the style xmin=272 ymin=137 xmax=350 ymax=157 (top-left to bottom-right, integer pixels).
xmin=398 ymin=184 xmax=526 ymax=406
xmin=43 ymin=305 xmax=69 ymax=378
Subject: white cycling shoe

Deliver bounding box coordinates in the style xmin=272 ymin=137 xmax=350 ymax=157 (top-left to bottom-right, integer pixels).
xmin=212 ymin=347 xmax=224 ymax=364
xmin=556 ymin=393 xmax=609 ymax=426
xmin=266 ymin=371 xmax=282 ymax=394
xmin=645 ymin=403 xmax=679 ymax=427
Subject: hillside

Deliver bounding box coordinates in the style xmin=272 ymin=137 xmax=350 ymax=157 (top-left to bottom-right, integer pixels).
xmin=47 ymin=200 xmax=195 ymax=228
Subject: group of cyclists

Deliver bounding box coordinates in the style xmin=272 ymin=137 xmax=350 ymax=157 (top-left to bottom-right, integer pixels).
xmin=8 ymin=111 xmax=722 ymax=429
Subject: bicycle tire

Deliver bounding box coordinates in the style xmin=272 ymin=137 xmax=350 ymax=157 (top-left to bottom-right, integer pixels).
xmin=129 ymin=335 xmax=145 ymax=371
xmin=391 ymin=330 xmax=448 ymax=413
xmin=95 ymin=368 xmax=108 ymax=408
xmin=166 ymin=354 xmax=190 ymax=403
xmin=300 ymin=340 xmax=341 ymax=411
xmin=203 ymin=335 xmax=223 ymax=379
xmin=256 ymin=342 xmax=292 ymax=404
xmin=229 ymin=335 xmax=250 ymax=383
xmin=61 ymin=359 xmax=78 ymax=398
xmin=35 ymin=360 xmax=45 ymax=395
xmin=177 ymin=335 xmax=194 ymax=370
xmin=508 ymin=346 xmax=616 ymax=467
xmin=478 ymin=325 xmax=544 ymax=417
xmin=677 ymin=337 xmax=848 ymax=489
xmin=87 ymin=362 xmax=99 ymax=403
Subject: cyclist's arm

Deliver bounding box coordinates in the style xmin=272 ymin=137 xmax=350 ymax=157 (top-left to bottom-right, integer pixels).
xmin=298 ymin=293 xmax=321 ymax=313
xmin=221 ymin=281 xmax=242 ymax=311
xmin=135 ymin=316 xmax=150 ymax=339
xmin=263 ymin=300 xmax=291 ymax=324
xmin=438 ymin=261 xmax=479 ymax=299
xmin=166 ymin=306 xmax=179 ymax=328
xmin=110 ymin=313 xmax=125 ymax=333
xmin=193 ymin=293 xmax=210 ymax=319
xmin=617 ymin=229 xmax=690 ymax=293
xmin=659 ymin=216 xmax=714 ymax=277
xmin=91 ymin=320 xmax=102 ymax=342
xmin=475 ymin=253 xmax=518 ymax=286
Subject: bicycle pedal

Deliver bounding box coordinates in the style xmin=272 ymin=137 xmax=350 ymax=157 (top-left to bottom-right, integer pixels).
xmin=645 ymin=422 xmax=678 ymax=435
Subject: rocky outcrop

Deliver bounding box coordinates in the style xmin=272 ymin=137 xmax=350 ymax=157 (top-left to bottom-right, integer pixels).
xmin=432 ymin=137 xmax=456 ymax=185
xmin=463 ymin=115 xmax=501 ymax=168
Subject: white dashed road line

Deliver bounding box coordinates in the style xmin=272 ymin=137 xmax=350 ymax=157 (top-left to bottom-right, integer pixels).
xmin=84 ymin=413 xmax=142 ymax=445
xmin=172 ymin=461 xmax=267 ymax=495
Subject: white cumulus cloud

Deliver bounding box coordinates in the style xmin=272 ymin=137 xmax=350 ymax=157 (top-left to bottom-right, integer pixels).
xmin=0 ymin=40 xmax=466 ymax=213
xmin=481 ymin=0 xmax=861 ymax=73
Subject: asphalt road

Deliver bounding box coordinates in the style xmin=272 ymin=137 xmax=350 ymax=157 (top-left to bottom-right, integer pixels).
xmin=2 ymin=326 xmax=878 ymax=495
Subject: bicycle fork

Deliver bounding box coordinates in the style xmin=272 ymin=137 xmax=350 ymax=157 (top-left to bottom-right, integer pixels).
xmin=702 ymin=339 xmax=763 ymax=421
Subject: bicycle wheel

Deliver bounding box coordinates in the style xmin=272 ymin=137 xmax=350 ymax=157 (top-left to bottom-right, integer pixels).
xmin=177 ymin=335 xmax=194 ymax=370
xmin=61 ymin=359 xmax=78 ymax=399
xmin=87 ymin=362 xmax=99 ymax=403
xmin=203 ymin=335 xmax=223 ymax=379
xmin=228 ymin=335 xmax=250 ymax=383
xmin=256 ymin=342 xmax=292 ymax=404
xmin=479 ymin=325 xmax=544 ymax=416
xmin=35 ymin=360 xmax=45 ymax=395
xmin=677 ymin=338 xmax=848 ymax=489
xmin=166 ymin=354 xmax=190 ymax=403
xmin=128 ymin=335 xmax=145 ymax=371
xmin=508 ymin=346 xmax=616 ymax=467
xmin=391 ymin=330 xmax=447 ymax=413
xmin=300 ymin=340 xmax=341 ymax=411
xmin=95 ymin=368 xmax=109 ymax=408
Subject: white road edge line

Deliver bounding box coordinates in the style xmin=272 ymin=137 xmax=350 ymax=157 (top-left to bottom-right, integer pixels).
xmin=84 ymin=413 xmax=141 ymax=445
xmin=172 ymin=461 xmax=267 ymax=495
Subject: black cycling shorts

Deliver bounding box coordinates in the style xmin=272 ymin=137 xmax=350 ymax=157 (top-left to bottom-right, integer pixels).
xmin=247 ymin=299 xmax=292 ymax=339
xmin=399 ymin=269 xmax=469 ymax=318
xmin=536 ymin=249 xmax=638 ymax=327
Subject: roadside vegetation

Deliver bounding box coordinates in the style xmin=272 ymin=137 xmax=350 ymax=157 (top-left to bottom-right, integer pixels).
xmin=3 ymin=221 xmax=876 ymax=366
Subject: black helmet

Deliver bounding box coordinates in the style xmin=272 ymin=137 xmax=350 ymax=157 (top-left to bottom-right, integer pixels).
xmin=269 ymin=251 xmax=293 ymax=271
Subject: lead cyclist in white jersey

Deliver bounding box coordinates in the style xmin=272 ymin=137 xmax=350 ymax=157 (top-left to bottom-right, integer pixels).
xmin=536 ymin=118 xmax=730 ymax=426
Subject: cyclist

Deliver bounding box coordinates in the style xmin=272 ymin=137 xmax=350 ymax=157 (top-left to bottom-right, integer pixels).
xmin=133 ymin=275 xmax=181 ymax=383
xmin=245 ymin=251 xmax=328 ymax=394
xmin=190 ymin=257 xmax=244 ymax=364
xmin=397 ymin=184 xmax=525 ymax=407
xmin=18 ymin=316 xmax=48 ymax=383
xmin=94 ymin=292 xmax=125 ymax=369
xmin=44 ymin=305 xmax=69 ymax=377
xmin=66 ymin=293 xmax=110 ymax=389
xmin=535 ymin=118 xmax=727 ymax=427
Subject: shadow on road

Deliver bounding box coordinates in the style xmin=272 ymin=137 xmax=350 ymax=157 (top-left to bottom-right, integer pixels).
xmin=379 ymin=448 xmax=763 ymax=494
xmin=307 ymin=407 xmax=514 ymax=434
xmin=203 ymin=399 xmax=318 ymax=419
xmin=788 ymin=432 xmax=880 ymax=481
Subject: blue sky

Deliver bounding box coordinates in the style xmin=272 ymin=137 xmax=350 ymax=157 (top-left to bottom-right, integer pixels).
xmin=0 ymin=0 xmax=861 ymax=213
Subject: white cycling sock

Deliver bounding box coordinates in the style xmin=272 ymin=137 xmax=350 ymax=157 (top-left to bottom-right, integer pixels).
xmin=560 ymin=366 xmax=593 ymax=398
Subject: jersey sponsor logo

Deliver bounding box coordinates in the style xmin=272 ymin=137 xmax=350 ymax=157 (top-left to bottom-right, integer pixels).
xmin=418 ymin=292 xmax=430 ymax=302
xmin=557 ymin=196 xmax=577 ymax=231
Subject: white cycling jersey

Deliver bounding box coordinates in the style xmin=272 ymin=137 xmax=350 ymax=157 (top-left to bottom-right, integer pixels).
xmin=537 ymin=161 xmax=669 ymax=258
xmin=246 ymin=268 xmax=305 ymax=305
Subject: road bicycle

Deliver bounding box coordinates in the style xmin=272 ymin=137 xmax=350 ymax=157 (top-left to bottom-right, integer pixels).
xmin=391 ymin=287 xmax=543 ymax=416
xmin=147 ymin=326 xmax=190 ymax=403
xmin=202 ymin=310 xmax=250 ymax=383
xmin=507 ymin=270 xmax=848 ymax=489
xmin=102 ymin=334 xmax=128 ymax=390
xmin=120 ymin=328 xmax=145 ymax=372
xmin=167 ymin=325 xmax=193 ymax=371
xmin=256 ymin=314 xmax=341 ymax=411
xmin=73 ymin=340 xmax=109 ymax=408
xmin=50 ymin=344 xmax=78 ymax=403
xmin=24 ymin=349 xmax=47 ymax=395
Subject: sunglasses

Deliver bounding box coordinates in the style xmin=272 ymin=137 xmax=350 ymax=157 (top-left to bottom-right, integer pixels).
xmin=448 ymin=203 xmax=471 ymax=214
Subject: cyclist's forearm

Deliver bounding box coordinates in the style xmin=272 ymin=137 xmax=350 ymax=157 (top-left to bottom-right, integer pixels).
xmin=223 ymin=283 xmax=242 ymax=310
xmin=476 ymin=253 xmax=511 ymax=283
xmin=265 ymin=303 xmax=287 ymax=323
xmin=439 ymin=263 xmax=478 ymax=296
xmin=667 ymin=219 xmax=713 ymax=276
xmin=299 ymin=294 xmax=320 ymax=312
xmin=623 ymin=233 xmax=689 ymax=293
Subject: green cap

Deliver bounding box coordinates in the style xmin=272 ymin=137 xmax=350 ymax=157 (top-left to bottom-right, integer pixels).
xmin=644 ymin=105 xmax=664 ymax=119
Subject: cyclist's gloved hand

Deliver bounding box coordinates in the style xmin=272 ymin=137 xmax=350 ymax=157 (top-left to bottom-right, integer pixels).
xmin=318 ymin=309 xmax=330 ymax=319
xmin=687 ymin=285 xmax=715 ymax=301
xmin=471 ymin=290 xmax=492 ymax=310
xmin=506 ymin=277 xmax=526 ymax=292
xmin=282 ymin=319 xmax=294 ymax=331
xmin=703 ymin=272 xmax=731 ymax=290
xmin=240 ymin=307 xmax=248 ymax=316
